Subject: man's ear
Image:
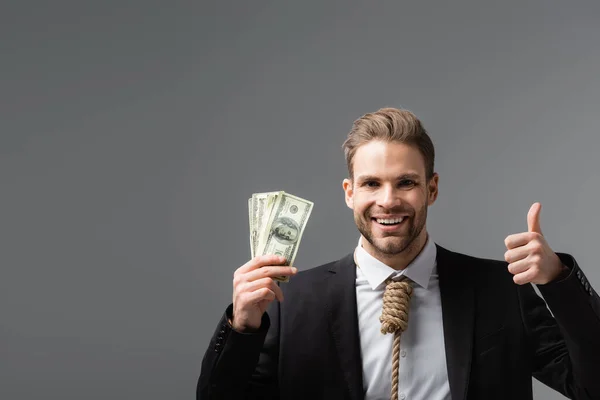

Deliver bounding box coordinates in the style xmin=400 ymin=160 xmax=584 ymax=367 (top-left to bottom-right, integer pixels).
xmin=427 ymin=173 xmax=439 ymax=206
xmin=342 ymin=178 xmax=354 ymax=209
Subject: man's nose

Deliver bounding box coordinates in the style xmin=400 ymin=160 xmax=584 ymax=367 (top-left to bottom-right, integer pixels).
xmin=377 ymin=185 xmax=401 ymax=209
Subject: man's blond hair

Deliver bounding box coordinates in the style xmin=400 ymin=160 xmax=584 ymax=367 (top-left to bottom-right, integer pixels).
xmin=342 ymin=107 xmax=435 ymax=180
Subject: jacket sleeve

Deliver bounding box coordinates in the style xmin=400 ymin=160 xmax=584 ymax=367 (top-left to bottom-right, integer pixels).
xmin=197 ymin=300 xmax=280 ymax=400
xmin=518 ymin=253 xmax=600 ymax=400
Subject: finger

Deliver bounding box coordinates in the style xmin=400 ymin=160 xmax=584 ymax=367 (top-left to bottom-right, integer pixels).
xmin=237 ymin=255 xmax=287 ymax=274
xmin=513 ymin=268 xmax=537 ymax=285
xmin=504 ymin=246 xmax=531 ymax=264
xmin=507 ymin=258 xmax=529 ymax=275
xmin=239 ymin=277 xmax=285 ymax=302
xmin=504 ymin=232 xmax=537 ymax=249
xmin=271 ymin=281 xmax=283 ymax=302
xmin=527 ymin=202 xmax=543 ymax=235
xmin=241 ymin=287 xmax=277 ymax=304
xmin=244 ymin=265 xmax=298 ymax=282
xmin=271 ymin=280 xmax=284 ymax=302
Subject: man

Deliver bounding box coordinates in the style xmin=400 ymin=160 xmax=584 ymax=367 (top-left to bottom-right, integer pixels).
xmin=198 ymin=108 xmax=600 ymax=399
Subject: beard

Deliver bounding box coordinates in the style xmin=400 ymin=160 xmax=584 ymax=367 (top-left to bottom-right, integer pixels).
xmin=354 ymin=203 xmax=428 ymax=257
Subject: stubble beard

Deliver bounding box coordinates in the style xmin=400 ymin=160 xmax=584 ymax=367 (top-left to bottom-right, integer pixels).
xmin=355 ymin=204 xmax=428 ymax=258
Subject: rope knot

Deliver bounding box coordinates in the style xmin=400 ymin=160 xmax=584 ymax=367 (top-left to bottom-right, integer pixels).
xmin=379 ymin=277 xmax=413 ymax=335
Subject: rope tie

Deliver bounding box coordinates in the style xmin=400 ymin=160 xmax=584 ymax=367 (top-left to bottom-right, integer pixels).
xmin=380 ymin=277 xmax=413 ymax=400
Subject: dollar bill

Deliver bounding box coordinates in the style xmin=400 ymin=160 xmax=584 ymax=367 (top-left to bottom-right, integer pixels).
xmin=248 ymin=198 xmax=254 ymax=258
xmin=250 ymin=191 xmax=282 ymax=256
xmin=254 ymin=192 xmax=313 ymax=282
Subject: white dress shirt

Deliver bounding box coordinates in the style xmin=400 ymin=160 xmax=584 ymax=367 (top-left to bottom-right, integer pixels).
xmin=355 ymin=236 xmax=451 ymax=400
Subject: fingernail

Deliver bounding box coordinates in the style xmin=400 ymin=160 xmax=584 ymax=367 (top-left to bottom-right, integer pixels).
xmin=292 ymin=267 xmax=298 ymax=273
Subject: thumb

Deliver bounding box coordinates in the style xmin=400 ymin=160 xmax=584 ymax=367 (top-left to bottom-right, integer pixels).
xmin=527 ymin=202 xmax=543 ymax=234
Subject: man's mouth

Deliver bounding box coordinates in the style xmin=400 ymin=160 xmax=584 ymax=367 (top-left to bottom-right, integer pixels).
xmin=374 ymin=217 xmax=405 ymax=225
xmin=370 ymin=216 xmax=408 ymax=230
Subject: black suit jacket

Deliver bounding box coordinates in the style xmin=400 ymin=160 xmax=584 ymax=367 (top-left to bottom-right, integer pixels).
xmin=198 ymin=245 xmax=600 ymax=399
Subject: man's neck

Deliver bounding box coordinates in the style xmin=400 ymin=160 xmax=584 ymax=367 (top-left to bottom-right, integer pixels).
xmin=360 ymin=232 xmax=429 ymax=271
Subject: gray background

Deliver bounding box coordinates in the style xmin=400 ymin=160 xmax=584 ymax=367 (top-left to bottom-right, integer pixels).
xmin=1 ymin=1 xmax=599 ymax=399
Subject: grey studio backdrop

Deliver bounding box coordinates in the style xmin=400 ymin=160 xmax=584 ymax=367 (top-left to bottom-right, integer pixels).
xmin=1 ymin=1 xmax=599 ymax=399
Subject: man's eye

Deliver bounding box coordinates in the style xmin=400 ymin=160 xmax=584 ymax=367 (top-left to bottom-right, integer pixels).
xmin=399 ymin=180 xmax=415 ymax=187
xmin=364 ymin=181 xmax=379 ymax=187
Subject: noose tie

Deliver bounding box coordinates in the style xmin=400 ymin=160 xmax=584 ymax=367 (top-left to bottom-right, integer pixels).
xmin=380 ymin=276 xmax=413 ymax=400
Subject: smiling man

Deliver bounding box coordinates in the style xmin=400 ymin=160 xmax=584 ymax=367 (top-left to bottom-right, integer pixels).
xmin=342 ymin=138 xmax=436 ymax=269
xmin=198 ymin=108 xmax=600 ymax=400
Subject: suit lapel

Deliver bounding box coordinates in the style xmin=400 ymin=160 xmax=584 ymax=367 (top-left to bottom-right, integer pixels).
xmin=324 ymin=253 xmax=364 ymax=400
xmin=436 ymin=244 xmax=475 ymax=400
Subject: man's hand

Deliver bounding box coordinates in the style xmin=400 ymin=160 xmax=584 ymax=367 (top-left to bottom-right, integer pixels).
xmin=504 ymin=202 xmax=566 ymax=285
xmin=231 ymin=255 xmax=297 ymax=332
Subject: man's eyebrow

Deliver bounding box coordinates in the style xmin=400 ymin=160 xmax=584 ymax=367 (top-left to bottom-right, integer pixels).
xmin=355 ymin=175 xmax=379 ymax=182
xmin=355 ymin=173 xmax=422 ymax=183
xmin=397 ymin=173 xmax=421 ymax=180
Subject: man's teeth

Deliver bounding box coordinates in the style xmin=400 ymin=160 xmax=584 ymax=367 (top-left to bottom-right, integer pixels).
xmin=376 ymin=217 xmax=404 ymax=225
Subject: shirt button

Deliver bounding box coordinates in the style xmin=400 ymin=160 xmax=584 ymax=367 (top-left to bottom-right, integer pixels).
xmin=401 ymin=350 xmax=407 ymax=358
xmin=399 ymin=393 xmax=406 ymax=400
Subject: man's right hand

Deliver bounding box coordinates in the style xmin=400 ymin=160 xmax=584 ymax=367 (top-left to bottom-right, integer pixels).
xmin=231 ymin=255 xmax=297 ymax=332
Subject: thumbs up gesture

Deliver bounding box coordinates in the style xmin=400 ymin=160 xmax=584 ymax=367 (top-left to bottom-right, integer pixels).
xmin=504 ymin=202 xmax=567 ymax=285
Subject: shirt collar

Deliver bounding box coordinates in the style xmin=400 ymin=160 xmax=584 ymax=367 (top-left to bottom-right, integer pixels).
xmin=354 ymin=236 xmax=437 ymax=290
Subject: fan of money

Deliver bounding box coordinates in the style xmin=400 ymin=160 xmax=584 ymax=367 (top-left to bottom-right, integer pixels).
xmin=248 ymin=191 xmax=314 ymax=282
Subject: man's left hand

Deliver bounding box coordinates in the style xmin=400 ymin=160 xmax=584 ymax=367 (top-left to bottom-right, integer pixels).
xmin=504 ymin=202 xmax=567 ymax=285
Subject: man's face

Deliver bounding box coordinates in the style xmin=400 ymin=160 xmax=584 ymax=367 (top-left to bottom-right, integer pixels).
xmin=343 ymin=140 xmax=438 ymax=258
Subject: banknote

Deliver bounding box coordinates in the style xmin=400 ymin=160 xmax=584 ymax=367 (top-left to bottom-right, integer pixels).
xmin=248 ymin=191 xmax=313 ymax=282
xmin=248 ymin=198 xmax=254 ymax=258
xmin=250 ymin=191 xmax=282 ymax=256
xmin=255 ymin=192 xmax=314 ymax=282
